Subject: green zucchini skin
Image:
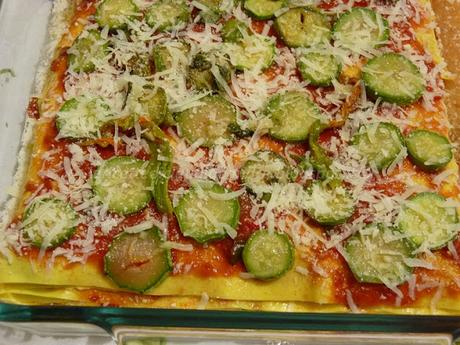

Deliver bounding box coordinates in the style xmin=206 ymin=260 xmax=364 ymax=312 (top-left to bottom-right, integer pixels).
xmin=95 ymin=0 xmax=140 ymax=30
xmin=226 ymin=34 xmax=276 ymax=71
xmin=152 ymin=41 xmax=190 ymax=73
xmin=344 ymin=223 xmax=413 ymax=285
xmin=150 ymin=142 xmax=174 ymax=214
xmin=398 ymin=192 xmax=459 ymax=250
xmin=221 ymin=19 xmax=248 ymax=43
xmin=242 ymin=229 xmax=294 ymax=280
xmin=274 ymin=7 xmax=331 ymax=48
xmin=92 ymin=156 xmax=152 ymax=215
xmin=23 ymin=198 xmax=79 ymax=248
xmin=406 ymin=129 xmax=453 ymax=171
xmin=240 ymin=151 xmax=293 ymax=195
xmin=68 ymin=30 xmax=109 ymax=73
xmin=187 ymin=53 xmax=215 ymax=91
xmin=304 ymin=181 xmax=355 ymax=226
xmin=332 ymin=7 xmax=389 ymax=52
xmin=352 ymin=122 xmax=406 ymax=172
xmin=104 ymin=227 xmax=172 ymax=292
xmin=127 ymin=54 xmax=154 ymax=77
xmin=176 ymin=95 xmax=237 ymax=147
xmin=145 ymin=0 xmax=191 ymax=32
xmin=56 ymin=96 xmax=113 ymax=140
xmin=174 ymin=183 xmax=240 ymax=243
xmin=265 ymin=91 xmax=323 ymax=142
xmin=196 ymin=0 xmax=223 ymax=23
xmin=243 ymin=0 xmax=287 ymax=20
xmin=297 ymin=52 xmax=341 ymax=87
xmin=362 ymin=53 xmax=425 ymax=105
xmin=119 ymin=87 xmax=169 ymax=129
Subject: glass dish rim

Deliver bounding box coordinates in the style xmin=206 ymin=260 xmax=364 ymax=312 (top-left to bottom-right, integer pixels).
xmin=2 ymin=303 xmax=460 ymax=337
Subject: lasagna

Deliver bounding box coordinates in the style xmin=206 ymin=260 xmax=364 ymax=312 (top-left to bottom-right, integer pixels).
xmin=0 ymin=0 xmax=459 ymax=314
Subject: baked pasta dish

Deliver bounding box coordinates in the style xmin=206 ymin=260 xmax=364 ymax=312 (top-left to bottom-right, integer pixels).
xmin=0 ymin=0 xmax=459 ymax=314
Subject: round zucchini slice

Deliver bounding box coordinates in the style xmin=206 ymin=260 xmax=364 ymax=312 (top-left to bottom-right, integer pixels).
xmin=265 ymin=90 xmax=323 ymax=141
xmin=406 ymin=129 xmax=452 ymax=171
xmin=226 ymin=34 xmax=275 ymax=71
xmin=120 ymin=87 xmax=169 ymax=129
xmin=68 ymin=30 xmax=109 ymax=73
xmin=352 ymin=122 xmax=405 ymax=172
xmin=187 ymin=53 xmax=216 ymax=91
xmin=104 ymin=227 xmax=172 ymax=292
xmin=23 ymin=198 xmax=79 ymax=248
xmin=127 ymin=53 xmax=154 ymax=77
xmin=195 ymin=0 xmax=223 ymax=23
xmin=304 ymin=181 xmax=355 ymax=226
xmin=95 ymin=0 xmax=140 ymax=30
xmin=242 ymin=229 xmax=294 ymax=279
xmin=145 ymin=0 xmax=190 ymax=32
xmin=244 ymin=0 xmax=287 ymax=20
xmin=332 ymin=7 xmax=389 ymax=52
xmin=297 ymin=51 xmax=341 ymax=87
xmin=174 ymin=182 xmax=240 ymax=243
xmin=362 ymin=53 xmax=425 ymax=105
xmin=345 ymin=223 xmax=413 ymax=285
xmin=240 ymin=151 xmax=292 ymax=195
xmin=176 ymin=95 xmax=237 ymax=147
xmin=56 ymin=96 xmax=113 ymax=139
xmin=92 ymin=156 xmax=152 ymax=215
xmin=221 ymin=19 xmax=248 ymax=43
xmin=152 ymin=41 xmax=189 ymax=73
xmin=398 ymin=192 xmax=459 ymax=250
xmin=274 ymin=7 xmax=331 ymax=48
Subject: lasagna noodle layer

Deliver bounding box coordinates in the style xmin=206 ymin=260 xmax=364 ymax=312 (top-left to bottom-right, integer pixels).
xmin=0 ymin=284 xmax=459 ymax=316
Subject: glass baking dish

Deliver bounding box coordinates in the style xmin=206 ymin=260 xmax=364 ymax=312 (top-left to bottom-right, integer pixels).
xmin=1 ymin=1 xmax=460 ymax=344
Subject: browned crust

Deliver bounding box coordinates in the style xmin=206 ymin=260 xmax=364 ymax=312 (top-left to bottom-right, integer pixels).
xmin=432 ymin=1 xmax=460 ymax=159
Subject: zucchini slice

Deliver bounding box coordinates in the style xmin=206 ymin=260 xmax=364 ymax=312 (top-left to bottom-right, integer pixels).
xmin=345 ymin=223 xmax=413 ymax=285
xmin=93 ymin=156 xmax=152 ymax=215
xmin=174 ymin=182 xmax=240 ymax=243
xmin=152 ymin=41 xmax=189 ymax=72
xmin=104 ymin=227 xmax=172 ymax=292
xmin=244 ymin=0 xmax=287 ymax=20
xmin=96 ymin=0 xmax=140 ymax=29
xmin=362 ymin=53 xmax=425 ymax=105
xmin=23 ymin=198 xmax=79 ymax=248
xmin=127 ymin=54 xmax=154 ymax=77
xmin=196 ymin=0 xmax=223 ymax=23
xmin=406 ymin=129 xmax=452 ymax=171
xmin=226 ymin=34 xmax=275 ymax=71
xmin=240 ymin=151 xmax=292 ymax=195
xmin=150 ymin=142 xmax=174 ymax=214
xmin=68 ymin=30 xmax=109 ymax=73
xmin=145 ymin=0 xmax=190 ymax=32
xmin=332 ymin=8 xmax=389 ymax=52
xmin=304 ymin=181 xmax=355 ymax=226
xmin=242 ymin=229 xmax=294 ymax=279
xmin=56 ymin=96 xmax=113 ymax=139
xmin=176 ymin=95 xmax=237 ymax=147
xmin=221 ymin=19 xmax=248 ymax=43
xmin=297 ymin=51 xmax=341 ymax=87
xmin=275 ymin=7 xmax=331 ymax=48
xmin=121 ymin=87 xmax=169 ymax=129
xmin=398 ymin=192 xmax=459 ymax=250
xmin=352 ymin=122 xmax=405 ymax=172
xmin=187 ymin=53 xmax=215 ymax=90
xmin=187 ymin=52 xmax=232 ymax=91
xmin=265 ymin=90 xmax=323 ymax=141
